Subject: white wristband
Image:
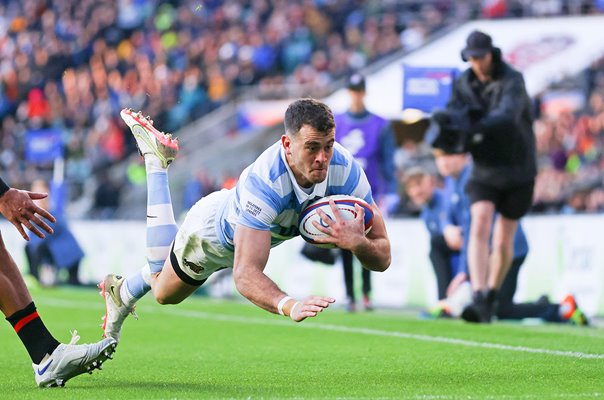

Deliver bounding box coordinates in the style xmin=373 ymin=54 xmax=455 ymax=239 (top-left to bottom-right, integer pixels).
xmin=277 ymin=296 xmax=292 ymax=316
xmin=289 ymin=301 xmax=302 ymax=320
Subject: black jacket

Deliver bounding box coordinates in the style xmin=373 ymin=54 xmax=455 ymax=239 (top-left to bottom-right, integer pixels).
xmin=447 ymin=49 xmax=537 ymax=188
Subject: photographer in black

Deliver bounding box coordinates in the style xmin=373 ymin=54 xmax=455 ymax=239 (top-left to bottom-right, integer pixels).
xmin=426 ymin=30 xmax=537 ymax=323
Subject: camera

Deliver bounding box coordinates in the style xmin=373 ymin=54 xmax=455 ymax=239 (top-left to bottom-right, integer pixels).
xmin=425 ymin=107 xmax=481 ymax=154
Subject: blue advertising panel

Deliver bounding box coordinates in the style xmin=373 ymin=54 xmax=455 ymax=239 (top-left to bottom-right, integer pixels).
xmin=25 ymin=129 xmax=63 ymax=163
xmin=402 ymin=65 xmax=459 ymax=113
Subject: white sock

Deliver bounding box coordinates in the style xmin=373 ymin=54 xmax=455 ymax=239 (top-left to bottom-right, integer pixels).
xmin=145 ymin=155 xmax=165 ymax=174
xmin=121 ymin=281 xmax=138 ymax=309
xmin=140 ymin=263 xmax=152 ymax=285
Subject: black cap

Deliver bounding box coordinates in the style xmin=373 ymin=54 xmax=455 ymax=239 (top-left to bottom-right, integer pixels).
xmin=347 ymin=73 xmax=366 ymax=91
xmin=461 ymin=30 xmax=494 ymax=62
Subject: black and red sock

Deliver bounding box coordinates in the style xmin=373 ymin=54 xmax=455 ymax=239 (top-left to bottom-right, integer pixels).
xmin=6 ymin=302 xmax=60 ymax=364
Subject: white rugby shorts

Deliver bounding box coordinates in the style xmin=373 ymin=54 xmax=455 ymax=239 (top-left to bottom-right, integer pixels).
xmin=170 ymin=189 xmax=234 ymax=285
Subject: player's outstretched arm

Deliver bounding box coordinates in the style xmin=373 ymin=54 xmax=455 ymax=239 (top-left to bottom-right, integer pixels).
xmin=0 ymin=188 xmax=56 ymax=240
xmin=312 ymin=200 xmax=390 ymax=271
xmin=233 ymin=225 xmax=335 ymax=322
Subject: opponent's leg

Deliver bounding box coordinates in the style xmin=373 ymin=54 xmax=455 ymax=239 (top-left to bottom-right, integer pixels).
xmin=0 ymin=234 xmax=116 ymax=387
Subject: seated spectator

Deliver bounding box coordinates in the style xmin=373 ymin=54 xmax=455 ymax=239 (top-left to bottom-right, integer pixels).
xmin=403 ymin=167 xmax=460 ymax=301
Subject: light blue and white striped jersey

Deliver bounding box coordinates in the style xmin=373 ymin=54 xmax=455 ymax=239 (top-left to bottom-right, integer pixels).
xmin=215 ymin=140 xmax=373 ymax=250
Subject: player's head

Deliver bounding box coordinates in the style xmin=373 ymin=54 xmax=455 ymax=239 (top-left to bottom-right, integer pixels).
xmin=433 ymin=150 xmax=468 ymax=178
xmin=403 ymin=167 xmax=434 ymax=207
xmin=461 ymin=31 xmax=494 ymax=79
xmin=282 ymin=98 xmax=336 ymax=187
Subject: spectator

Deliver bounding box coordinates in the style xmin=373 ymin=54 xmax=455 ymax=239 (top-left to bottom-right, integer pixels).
xmin=403 ymin=167 xmax=460 ymax=302
xmin=91 ymin=170 xmax=124 ymax=219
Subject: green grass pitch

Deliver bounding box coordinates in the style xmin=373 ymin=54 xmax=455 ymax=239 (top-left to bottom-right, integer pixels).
xmin=1 ymin=287 xmax=603 ymax=399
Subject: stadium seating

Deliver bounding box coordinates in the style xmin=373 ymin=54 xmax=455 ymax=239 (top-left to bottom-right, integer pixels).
xmin=0 ymin=1 xmax=602 ymax=217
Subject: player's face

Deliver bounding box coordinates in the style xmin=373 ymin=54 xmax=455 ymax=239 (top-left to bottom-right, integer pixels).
xmin=435 ymin=154 xmax=466 ymax=177
xmin=283 ymin=124 xmax=335 ymax=188
xmin=406 ymin=177 xmax=433 ymax=206
xmin=469 ymin=52 xmax=493 ymax=80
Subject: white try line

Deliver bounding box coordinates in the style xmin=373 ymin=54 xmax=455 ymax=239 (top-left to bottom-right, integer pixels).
xmin=402 ymin=394 xmax=604 ymax=400
xmin=39 ymin=297 xmax=604 ymax=360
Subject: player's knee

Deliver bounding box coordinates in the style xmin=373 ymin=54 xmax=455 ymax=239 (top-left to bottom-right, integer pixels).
xmin=155 ymin=294 xmax=183 ymax=305
xmin=153 ymin=289 xmax=185 ymax=305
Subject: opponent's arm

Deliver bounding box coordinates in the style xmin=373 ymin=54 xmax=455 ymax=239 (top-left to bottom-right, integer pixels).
xmin=313 ymin=200 xmax=391 ymax=271
xmin=233 ymin=225 xmax=335 ymax=322
xmin=0 ymin=178 xmax=56 ymax=240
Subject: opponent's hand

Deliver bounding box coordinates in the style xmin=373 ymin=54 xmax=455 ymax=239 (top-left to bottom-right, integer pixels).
xmin=289 ymin=296 xmax=336 ymax=322
xmin=312 ymin=199 xmax=367 ymax=250
xmin=0 ymin=188 xmax=56 ymax=240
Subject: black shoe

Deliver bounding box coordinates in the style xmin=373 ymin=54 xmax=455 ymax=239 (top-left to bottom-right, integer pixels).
xmin=461 ymin=292 xmax=493 ymax=323
xmin=536 ymin=294 xmax=551 ymax=306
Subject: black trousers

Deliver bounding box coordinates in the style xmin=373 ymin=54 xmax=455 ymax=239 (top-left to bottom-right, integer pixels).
xmin=342 ymin=249 xmax=370 ymax=301
xmin=496 ymin=256 xmax=561 ymax=322
xmin=25 ymin=243 xmax=80 ymax=285
xmin=429 ymin=235 xmax=458 ymax=300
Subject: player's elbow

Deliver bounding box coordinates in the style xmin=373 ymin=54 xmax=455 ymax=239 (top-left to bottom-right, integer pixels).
xmin=233 ymin=265 xmax=252 ymax=298
xmin=363 ymin=254 xmax=391 ymax=272
xmin=375 ymin=256 xmax=391 ymax=272
xmin=374 ymin=241 xmax=392 ymax=271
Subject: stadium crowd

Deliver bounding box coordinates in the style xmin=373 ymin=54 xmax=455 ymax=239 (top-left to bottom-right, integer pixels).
xmin=0 ymin=0 xmax=601 ymax=216
xmin=532 ymin=57 xmax=604 ymax=213
xmin=0 ymin=0 xmax=455 ymax=206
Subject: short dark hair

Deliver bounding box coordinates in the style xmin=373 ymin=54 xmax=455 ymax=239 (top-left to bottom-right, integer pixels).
xmin=284 ymin=98 xmax=335 ymax=137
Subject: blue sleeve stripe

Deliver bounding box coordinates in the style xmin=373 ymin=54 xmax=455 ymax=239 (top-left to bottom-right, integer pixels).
xmin=331 ymin=160 xmax=360 ymax=193
xmin=330 ymin=147 xmax=349 ymax=166
xmin=328 ymin=162 xmax=373 ymax=203
xmin=244 ymin=172 xmax=289 ymax=211
xmin=268 ymin=154 xmax=287 ymax=182
xmin=146 ymin=224 xmax=179 ymax=247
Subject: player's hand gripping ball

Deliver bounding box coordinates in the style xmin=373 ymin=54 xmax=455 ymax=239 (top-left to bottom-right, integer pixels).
xmin=298 ymin=195 xmax=373 ymax=248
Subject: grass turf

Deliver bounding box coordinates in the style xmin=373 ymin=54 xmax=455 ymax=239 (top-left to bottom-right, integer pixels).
xmin=1 ymin=287 xmax=603 ymax=399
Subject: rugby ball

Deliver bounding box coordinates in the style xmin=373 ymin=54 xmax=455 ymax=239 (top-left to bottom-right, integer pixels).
xmin=298 ymin=195 xmax=374 ymax=248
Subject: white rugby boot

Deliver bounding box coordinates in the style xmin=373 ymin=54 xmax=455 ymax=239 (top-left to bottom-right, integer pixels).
xmin=98 ymin=274 xmax=137 ymax=342
xmin=34 ymin=331 xmax=117 ymax=388
xmin=120 ymin=108 xmax=179 ymax=168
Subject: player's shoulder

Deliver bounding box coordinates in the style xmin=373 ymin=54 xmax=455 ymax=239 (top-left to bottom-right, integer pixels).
xmin=241 ymin=141 xmax=292 ymax=196
xmin=330 ymin=141 xmax=353 ymax=167
xmin=248 ymin=141 xmax=287 ymax=180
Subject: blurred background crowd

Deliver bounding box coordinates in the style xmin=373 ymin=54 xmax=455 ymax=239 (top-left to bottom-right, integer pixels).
xmin=0 ymin=0 xmax=603 ymax=218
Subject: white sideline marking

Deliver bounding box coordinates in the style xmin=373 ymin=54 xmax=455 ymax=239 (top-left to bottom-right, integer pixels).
xmin=165 ymin=308 xmax=604 ymax=359
xmin=39 ymin=297 xmax=604 ymax=360
xmin=405 ymin=395 xmax=603 ymax=399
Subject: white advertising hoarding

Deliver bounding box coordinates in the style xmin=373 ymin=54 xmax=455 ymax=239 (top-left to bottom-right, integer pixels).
xmin=2 ymin=214 xmax=603 ymax=316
